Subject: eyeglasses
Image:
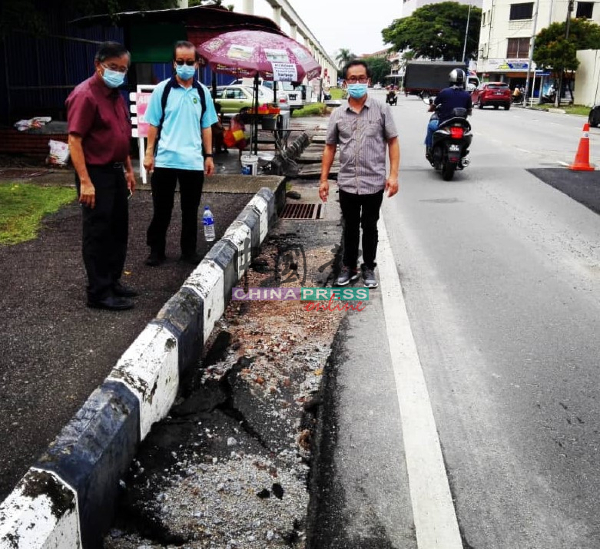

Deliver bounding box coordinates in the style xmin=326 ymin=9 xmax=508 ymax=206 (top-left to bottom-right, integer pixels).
xmin=346 ymin=76 xmax=369 ymax=83
xmin=102 ymin=63 xmax=128 ymax=74
xmin=175 ymin=59 xmax=196 ymax=66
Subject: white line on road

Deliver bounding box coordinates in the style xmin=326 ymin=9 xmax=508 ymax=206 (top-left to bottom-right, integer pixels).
xmin=378 ymin=219 xmax=463 ymax=549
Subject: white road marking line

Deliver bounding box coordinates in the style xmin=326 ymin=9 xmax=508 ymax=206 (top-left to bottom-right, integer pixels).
xmin=557 ymin=161 xmax=570 ymax=166
xmin=378 ymin=219 xmax=463 ymax=549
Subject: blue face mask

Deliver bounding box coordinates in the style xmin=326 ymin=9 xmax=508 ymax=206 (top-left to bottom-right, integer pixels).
xmin=101 ymin=66 xmax=125 ymax=88
xmin=176 ymin=64 xmax=196 ymax=81
xmin=347 ymin=83 xmax=368 ymax=99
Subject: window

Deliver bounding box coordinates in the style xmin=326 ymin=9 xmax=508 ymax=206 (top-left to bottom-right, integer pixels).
xmin=510 ymin=3 xmax=534 ymax=20
xmin=226 ymin=89 xmax=245 ymax=99
xmin=576 ymin=1 xmax=593 ymax=18
xmin=507 ymin=37 xmax=530 ymax=58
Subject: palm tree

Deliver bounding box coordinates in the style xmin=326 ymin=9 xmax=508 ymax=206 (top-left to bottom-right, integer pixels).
xmin=336 ymin=48 xmax=357 ymax=72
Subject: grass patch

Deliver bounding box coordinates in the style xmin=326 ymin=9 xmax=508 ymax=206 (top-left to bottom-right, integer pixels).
xmin=560 ymin=104 xmax=590 ymax=117
xmin=329 ymin=87 xmax=345 ymax=100
xmin=291 ymin=88 xmax=347 ymax=117
xmin=0 ymin=181 xmax=76 ymax=245
xmin=292 ymin=103 xmax=327 ymax=117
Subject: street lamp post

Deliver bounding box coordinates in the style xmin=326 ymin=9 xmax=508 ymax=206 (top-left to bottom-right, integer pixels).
xmin=524 ymin=0 xmax=540 ymax=106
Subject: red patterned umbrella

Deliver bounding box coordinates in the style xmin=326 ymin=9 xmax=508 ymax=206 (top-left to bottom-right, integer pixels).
xmin=197 ymin=29 xmax=321 ymax=83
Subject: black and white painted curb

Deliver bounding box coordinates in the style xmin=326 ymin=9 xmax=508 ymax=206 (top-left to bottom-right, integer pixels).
xmin=0 ymin=186 xmax=282 ymax=549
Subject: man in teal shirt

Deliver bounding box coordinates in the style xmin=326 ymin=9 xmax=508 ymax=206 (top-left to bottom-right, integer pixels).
xmin=143 ymin=40 xmax=218 ymax=266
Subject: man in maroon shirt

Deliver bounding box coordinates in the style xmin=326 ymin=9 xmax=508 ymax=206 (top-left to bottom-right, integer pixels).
xmin=66 ymin=41 xmax=137 ymax=310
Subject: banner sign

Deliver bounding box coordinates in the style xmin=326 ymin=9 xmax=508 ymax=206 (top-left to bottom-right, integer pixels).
xmin=271 ymin=62 xmax=298 ymax=82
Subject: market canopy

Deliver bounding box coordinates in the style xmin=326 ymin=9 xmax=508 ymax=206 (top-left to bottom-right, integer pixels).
xmin=197 ymin=29 xmax=322 ymax=83
xmin=70 ymin=5 xmax=285 ymax=64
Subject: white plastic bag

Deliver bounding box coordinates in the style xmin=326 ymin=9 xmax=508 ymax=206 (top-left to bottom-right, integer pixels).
xmin=47 ymin=139 xmax=70 ymax=167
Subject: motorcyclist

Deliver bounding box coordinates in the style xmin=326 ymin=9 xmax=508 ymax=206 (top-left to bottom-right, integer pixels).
xmin=512 ymin=86 xmax=523 ymax=104
xmin=386 ymin=88 xmax=397 ymax=105
xmin=425 ymin=69 xmax=472 ymax=157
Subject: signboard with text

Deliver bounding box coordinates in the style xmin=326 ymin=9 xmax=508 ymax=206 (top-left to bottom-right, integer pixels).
xmin=271 ymin=62 xmax=298 ymax=82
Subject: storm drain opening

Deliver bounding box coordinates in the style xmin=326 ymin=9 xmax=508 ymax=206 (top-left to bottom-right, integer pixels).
xmin=280 ymin=203 xmax=324 ymax=220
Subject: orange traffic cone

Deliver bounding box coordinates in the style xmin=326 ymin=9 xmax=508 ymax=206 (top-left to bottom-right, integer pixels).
xmin=569 ymin=123 xmax=595 ymax=171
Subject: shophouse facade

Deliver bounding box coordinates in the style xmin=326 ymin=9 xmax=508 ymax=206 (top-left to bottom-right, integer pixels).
xmin=476 ymin=0 xmax=600 ymax=97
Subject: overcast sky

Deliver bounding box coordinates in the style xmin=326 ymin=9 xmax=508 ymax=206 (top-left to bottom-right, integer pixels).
xmin=226 ymin=0 xmax=402 ymax=59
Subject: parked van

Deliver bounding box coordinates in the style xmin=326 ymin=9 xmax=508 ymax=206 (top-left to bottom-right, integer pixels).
xmin=467 ymin=75 xmax=480 ymax=92
xmin=233 ymin=78 xmax=304 ymax=112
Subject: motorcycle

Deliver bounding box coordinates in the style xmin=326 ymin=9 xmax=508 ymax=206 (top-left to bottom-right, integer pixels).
xmin=540 ymin=91 xmax=556 ymax=104
xmin=425 ymin=103 xmax=472 ymax=181
xmin=386 ymin=90 xmax=397 ymax=106
xmin=511 ymin=88 xmax=524 ymax=104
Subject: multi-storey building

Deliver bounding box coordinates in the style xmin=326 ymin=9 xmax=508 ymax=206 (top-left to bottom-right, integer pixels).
xmin=477 ymin=0 xmax=600 ymax=95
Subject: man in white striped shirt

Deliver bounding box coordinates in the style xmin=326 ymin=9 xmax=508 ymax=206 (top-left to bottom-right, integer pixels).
xmin=319 ymin=60 xmax=400 ymax=289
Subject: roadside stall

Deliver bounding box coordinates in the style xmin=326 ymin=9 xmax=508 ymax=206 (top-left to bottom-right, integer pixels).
xmin=196 ymin=29 xmax=321 ymax=157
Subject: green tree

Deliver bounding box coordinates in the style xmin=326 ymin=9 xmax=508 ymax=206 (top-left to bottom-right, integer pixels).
xmin=382 ymin=2 xmax=482 ymax=61
xmin=533 ymin=18 xmax=600 ymax=72
xmin=362 ymin=56 xmax=392 ymax=85
xmin=335 ymin=48 xmax=357 ymax=72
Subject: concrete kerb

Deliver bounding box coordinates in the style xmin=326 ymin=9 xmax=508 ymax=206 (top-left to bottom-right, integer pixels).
xmin=0 ymin=184 xmax=280 ymax=549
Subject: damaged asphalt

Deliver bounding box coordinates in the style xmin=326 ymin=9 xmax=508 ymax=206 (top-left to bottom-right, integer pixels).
xmin=103 ymin=174 xmax=351 ymax=548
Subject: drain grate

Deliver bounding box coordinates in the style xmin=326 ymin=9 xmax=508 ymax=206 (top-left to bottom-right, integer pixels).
xmin=280 ymin=203 xmax=323 ymax=220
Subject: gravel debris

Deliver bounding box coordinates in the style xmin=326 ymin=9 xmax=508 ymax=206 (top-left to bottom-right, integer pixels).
xmin=105 ymin=222 xmax=344 ymax=549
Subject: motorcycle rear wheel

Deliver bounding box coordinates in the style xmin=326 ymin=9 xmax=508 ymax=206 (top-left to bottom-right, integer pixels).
xmin=442 ymin=162 xmax=456 ymax=181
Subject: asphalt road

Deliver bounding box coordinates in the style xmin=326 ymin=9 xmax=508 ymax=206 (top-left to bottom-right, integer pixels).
xmin=0 ymin=186 xmax=253 ymax=503
xmin=315 ymin=92 xmax=600 ymax=548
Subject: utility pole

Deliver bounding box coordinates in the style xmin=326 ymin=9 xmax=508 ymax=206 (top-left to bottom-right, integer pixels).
xmin=524 ymin=0 xmax=540 ymax=106
xmin=462 ymin=2 xmax=473 ymax=65
xmin=556 ymin=0 xmax=574 ymax=107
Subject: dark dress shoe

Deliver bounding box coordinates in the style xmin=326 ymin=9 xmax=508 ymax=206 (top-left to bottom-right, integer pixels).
xmin=87 ymin=295 xmax=134 ymax=311
xmin=145 ymin=251 xmax=166 ymax=266
xmin=113 ymin=281 xmax=139 ymax=298
xmin=179 ymin=252 xmax=202 ymax=265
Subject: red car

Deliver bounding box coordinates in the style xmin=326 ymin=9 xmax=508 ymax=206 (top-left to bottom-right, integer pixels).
xmin=471 ymin=82 xmax=511 ymax=110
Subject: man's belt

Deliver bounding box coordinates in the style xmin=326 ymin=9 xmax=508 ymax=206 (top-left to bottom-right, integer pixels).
xmin=87 ymin=162 xmax=124 ymax=170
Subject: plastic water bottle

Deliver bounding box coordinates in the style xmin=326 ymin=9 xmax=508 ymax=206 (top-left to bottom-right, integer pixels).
xmin=202 ymin=206 xmax=215 ymax=242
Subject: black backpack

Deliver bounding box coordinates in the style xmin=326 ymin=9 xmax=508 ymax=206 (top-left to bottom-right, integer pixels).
xmin=155 ymin=76 xmax=208 ymax=156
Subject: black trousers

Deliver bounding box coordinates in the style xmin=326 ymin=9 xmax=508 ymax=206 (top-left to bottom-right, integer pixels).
xmin=338 ymin=189 xmax=384 ymax=270
xmin=146 ymin=167 xmax=204 ymax=257
xmin=76 ymin=166 xmax=129 ymax=301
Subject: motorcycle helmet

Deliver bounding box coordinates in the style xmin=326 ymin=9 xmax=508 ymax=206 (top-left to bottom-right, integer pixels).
xmin=449 ymin=68 xmax=466 ymax=88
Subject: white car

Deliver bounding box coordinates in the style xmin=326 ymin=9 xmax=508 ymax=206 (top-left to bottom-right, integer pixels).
xmin=232 ymin=78 xmax=303 ymax=112
xmin=373 ymin=83 xmax=382 ymax=90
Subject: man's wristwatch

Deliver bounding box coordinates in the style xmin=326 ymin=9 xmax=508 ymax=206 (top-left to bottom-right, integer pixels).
xmin=205 ymin=153 xmax=214 ymax=158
